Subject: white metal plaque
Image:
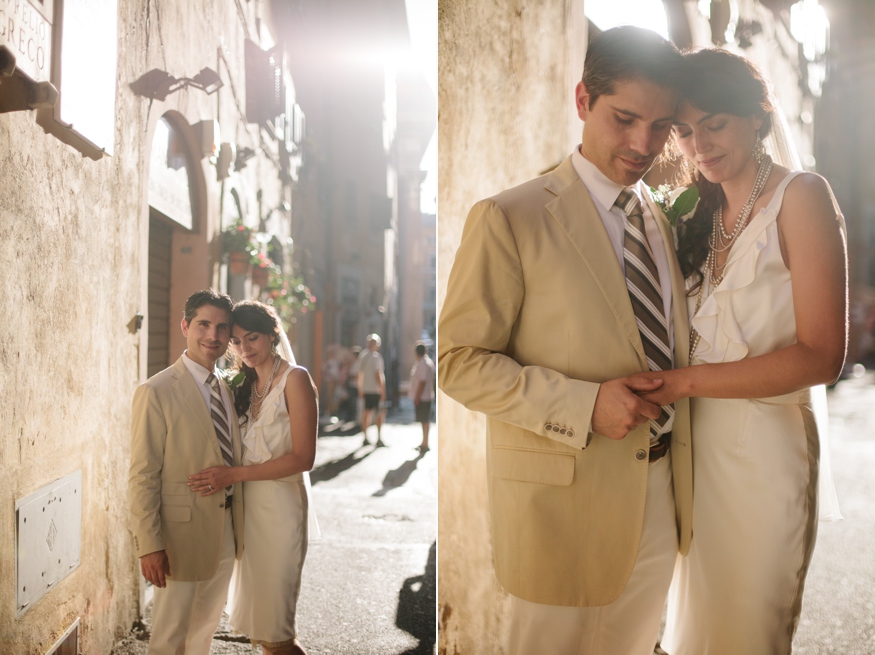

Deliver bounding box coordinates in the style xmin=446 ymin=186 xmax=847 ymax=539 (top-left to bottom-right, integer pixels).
xmin=15 ymin=470 xmax=82 ymax=617
xmin=0 ymin=0 xmax=53 ymax=83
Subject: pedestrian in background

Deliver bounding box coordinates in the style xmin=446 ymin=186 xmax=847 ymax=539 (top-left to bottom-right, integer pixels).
xmin=409 ymin=342 xmax=435 ymax=452
xmin=357 ymin=333 xmax=386 ymax=446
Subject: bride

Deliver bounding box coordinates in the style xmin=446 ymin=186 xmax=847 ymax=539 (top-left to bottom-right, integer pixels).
xmin=633 ymin=49 xmax=847 ymax=653
xmin=189 ymin=300 xmax=317 ymax=655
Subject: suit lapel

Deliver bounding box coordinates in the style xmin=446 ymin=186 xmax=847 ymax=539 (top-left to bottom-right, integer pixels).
xmin=170 ymin=357 xmax=223 ymax=460
xmin=644 ymin=192 xmax=691 ymax=367
xmin=544 ymin=158 xmax=645 ymax=365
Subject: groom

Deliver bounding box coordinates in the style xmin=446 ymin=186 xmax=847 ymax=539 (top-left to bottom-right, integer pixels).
xmin=129 ymin=289 xmax=244 ymax=654
xmin=438 ymin=26 xmax=692 ymax=654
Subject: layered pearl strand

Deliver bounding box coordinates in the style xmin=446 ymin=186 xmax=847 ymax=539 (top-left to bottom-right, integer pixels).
xmin=706 ymin=153 xmax=773 ymax=285
xmin=249 ymin=354 xmax=281 ymax=419
xmin=689 ymin=153 xmax=773 ymax=362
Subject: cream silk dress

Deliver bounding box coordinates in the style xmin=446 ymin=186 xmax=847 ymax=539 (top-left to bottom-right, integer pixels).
xmin=662 ymin=172 xmax=834 ymax=654
xmin=228 ymin=366 xmax=310 ymax=648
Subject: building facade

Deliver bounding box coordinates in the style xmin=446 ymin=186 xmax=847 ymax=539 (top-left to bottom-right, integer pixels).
xmin=279 ymin=0 xmax=435 ymax=405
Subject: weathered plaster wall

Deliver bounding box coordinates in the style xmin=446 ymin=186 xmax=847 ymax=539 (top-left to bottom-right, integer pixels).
xmin=0 ymin=1 xmax=283 ymax=652
xmin=437 ymin=1 xmax=585 ymax=652
xmin=0 ymin=53 xmax=144 ymax=655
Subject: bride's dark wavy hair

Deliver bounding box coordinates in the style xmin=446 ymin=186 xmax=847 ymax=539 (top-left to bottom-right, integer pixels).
xmin=229 ymin=300 xmax=283 ymax=417
xmin=673 ymin=48 xmax=775 ymax=293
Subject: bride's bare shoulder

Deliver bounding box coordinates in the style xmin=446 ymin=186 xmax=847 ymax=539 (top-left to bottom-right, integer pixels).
xmin=284 ymin=366 xmax=317 ymax=395
xmin=783 ymin=171 xmax=836 ymax=213
xmin=779 ymin=171 xmax=843 ymax=245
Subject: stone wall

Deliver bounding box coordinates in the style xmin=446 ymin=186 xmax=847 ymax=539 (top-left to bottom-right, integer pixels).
xmin=437 ymin=1 xmax=585 ymax=651
xmin=0 ymin=1 xmax=284 ymax=652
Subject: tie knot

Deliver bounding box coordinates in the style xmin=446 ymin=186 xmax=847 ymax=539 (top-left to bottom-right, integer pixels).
xmin=205 ymin=373 xmax=218 ymax=388
xmin=616 ymin=188 xmax=642 ymax=218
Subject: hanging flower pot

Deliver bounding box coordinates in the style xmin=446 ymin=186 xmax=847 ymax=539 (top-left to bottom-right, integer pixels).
xmin=251 ymin=265 xmax=269 ymax=287
xmin=228 ymin=251 xmax=250 ymax=275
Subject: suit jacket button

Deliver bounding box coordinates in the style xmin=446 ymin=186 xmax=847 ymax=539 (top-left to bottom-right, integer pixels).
xmin=545 ymin=423 xmax=553 ymax=431
xmin=552 ymin=425 xmax=560 ymax=432
xmin=635 ymin=449 xmax=647 ymax=461
xmin=566 ymin=430 xmax=574 ymax=438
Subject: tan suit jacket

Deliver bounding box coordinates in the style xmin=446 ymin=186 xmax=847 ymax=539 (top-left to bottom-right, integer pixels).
xmin=129 ymin=357 xmax=244 ymax=582
xmin=438 ymin=156 xmax=693 ymax=607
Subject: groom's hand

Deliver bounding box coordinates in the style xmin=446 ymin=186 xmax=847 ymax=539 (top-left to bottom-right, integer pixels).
xmin=591 ymin=376 xmax=663 ymax=440
xmin=140 ymin=550 xmax=171 ymax=588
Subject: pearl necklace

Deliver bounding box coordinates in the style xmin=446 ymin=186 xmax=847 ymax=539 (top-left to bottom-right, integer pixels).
xmin=710 ymin=154 xmax=773 ymax=253
xmin=689 ymin=154 xmax=773 ymax=362
xmin=250 ymin=355 xmax=281 ymax=404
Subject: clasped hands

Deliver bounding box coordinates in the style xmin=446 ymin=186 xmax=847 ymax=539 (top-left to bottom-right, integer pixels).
xmin=590 ymin=370 xmax=684 ymax=440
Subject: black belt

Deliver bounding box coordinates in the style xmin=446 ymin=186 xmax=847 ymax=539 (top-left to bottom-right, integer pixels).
xmin=222 ymin=495 xmax=234 ymax=509
xmin=649 ymin=432 xmax=671 ymax=463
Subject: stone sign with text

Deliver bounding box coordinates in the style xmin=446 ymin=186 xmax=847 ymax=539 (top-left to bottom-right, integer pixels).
xmin=0 ymin=0 xmax=53 ymax=83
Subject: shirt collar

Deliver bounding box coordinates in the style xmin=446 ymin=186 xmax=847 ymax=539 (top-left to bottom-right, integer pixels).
xmin=182 ymin=351 xmax=216 ymax=386
xmin=571 ymin=144 xmax=645 ymax=212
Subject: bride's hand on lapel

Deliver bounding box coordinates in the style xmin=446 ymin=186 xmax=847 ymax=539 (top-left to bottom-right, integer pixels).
xmin=188 ymin=466 xmax=240 ymax=495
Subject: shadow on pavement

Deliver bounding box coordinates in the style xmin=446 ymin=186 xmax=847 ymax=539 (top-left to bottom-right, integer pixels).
xmin=372 ymin=452 xmax=426 ymax=497
xmin=310 ymin=446 xmax=375 ymax=484
xmin=395 ymin=541 xmax=437 ymax=655
xmin=318 ymin=419 xmax=361 ymax=437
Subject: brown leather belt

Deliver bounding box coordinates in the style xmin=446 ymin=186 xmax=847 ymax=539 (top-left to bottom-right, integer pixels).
xmin=649 ymin=432 xmax=671 ymax=463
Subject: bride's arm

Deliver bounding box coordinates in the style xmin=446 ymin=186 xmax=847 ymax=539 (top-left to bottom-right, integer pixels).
xmin=640 ymin=173 xmax=847 ymax=406
xmin=189 ymin=368 xmax=318 ymax=492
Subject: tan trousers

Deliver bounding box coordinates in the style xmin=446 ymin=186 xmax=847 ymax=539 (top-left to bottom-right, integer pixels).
xmin=147 ymin=509 xmax=236 ymax=655
xmin=507 ymin=454 xmax=677 ymax=655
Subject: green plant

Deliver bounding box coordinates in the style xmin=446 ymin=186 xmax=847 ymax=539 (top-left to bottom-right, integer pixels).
xmin=221 ymin=221 xmax=256 ymax=256
xmin=250 ymin=250 xmax=281 ymax=273
xmin=264 ymin=270 xmax=317 ymax=323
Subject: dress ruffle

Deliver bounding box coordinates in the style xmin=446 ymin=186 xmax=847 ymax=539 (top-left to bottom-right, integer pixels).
xmin=690 ymin=208 xmax=774 ymax=364
xmin=241 ymin=369 xmax=291 ymax=465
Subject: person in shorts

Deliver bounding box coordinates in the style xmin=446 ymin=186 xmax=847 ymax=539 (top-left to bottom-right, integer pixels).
xmin=357 ymin=334 xmax=386 ymax=446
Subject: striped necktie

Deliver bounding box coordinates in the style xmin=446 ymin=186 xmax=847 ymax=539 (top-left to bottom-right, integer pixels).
xmin=616 ymin=188 xmax=674 ymax=439
xmin=205 ymin=374 xmax=235 ymax=490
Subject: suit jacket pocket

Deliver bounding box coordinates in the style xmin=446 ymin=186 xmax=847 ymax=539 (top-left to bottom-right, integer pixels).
xmin=492 ymin=446 xmax=574 ymax=486
xmin=161 ymin=481 xmax=190 ymax=496
xmin=161 ymin=505 xmax=192 ymax=522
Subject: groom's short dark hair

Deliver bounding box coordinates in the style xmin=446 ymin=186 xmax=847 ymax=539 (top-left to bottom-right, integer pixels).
xmin=183 ymin=289 xmax=233 ymax=324
xmin=582 ymin=26 xmax=684 ymax=108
